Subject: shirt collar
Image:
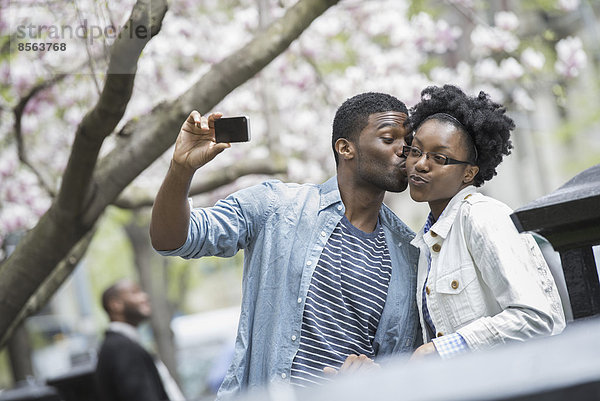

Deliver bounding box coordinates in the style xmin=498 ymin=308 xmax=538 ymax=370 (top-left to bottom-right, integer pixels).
xmin=320 ymin=176 xmax=415 ymax=244
xmin=423 ymin=212 xmax=436 ymax=235
xmin=108 ymin=321 xmax=141 ymax=343
xmin=319 ymin=176 xmax=343 ymax=211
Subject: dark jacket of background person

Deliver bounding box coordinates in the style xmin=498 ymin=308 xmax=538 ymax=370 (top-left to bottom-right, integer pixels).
xmin=95 ymin=330 xmax=169 ymax=401
xmin=94 ymin=280 xmax=180 ymax=401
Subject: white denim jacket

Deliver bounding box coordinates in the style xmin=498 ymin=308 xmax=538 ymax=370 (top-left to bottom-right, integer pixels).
xmin=411 ymin=186 xmax=566 ymax=351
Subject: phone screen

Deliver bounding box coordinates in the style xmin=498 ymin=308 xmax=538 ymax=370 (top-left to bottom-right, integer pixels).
xmin=214 ymin=116 xmax=251 ymax=143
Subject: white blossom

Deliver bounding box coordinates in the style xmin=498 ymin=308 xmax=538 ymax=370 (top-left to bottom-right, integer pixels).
xmin=557 ymin=0 xmax=580 ymax=12
xmin=411 ymin=13 xmax=462 ymax=54
xmin=521 ymin=48 xmax=546 ymax=71
xmin=470 ymin=25 xmax=519 ymax=56
xmin=494 ymin=11 xmax=519 ymax=32
xmin=555 ymin=36 xmax=587 ymax=78
xmin=512 ymin=87 xmax=535 ymax=111
xmin=429 ymin=61 xmax=472 ymax=90
xmin=474 ymin=58 xmax=500 ymax=82
xmin=499 ymin=57 xmax=524 ymax=80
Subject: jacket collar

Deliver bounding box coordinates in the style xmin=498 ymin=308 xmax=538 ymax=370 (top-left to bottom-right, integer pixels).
xmin=107 ymin=321 xmax=140 ymax=343
xmin=411 ymin=185 xmax=477 ymax=247
xmin=429 ymin=185 xmax=478 ymax=239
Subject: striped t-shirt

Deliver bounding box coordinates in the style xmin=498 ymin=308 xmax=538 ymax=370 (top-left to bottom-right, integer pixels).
xmin=290 ymin=215 xmax=392 ymax=387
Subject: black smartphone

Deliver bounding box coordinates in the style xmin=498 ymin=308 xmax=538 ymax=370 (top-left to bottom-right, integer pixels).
xmin=214 ymin=116 xmax=251 ymax=143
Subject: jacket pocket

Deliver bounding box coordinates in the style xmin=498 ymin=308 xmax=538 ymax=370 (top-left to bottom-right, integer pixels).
xmin=436 ymin=264 xmax=477 ymax=295
xmin=435 ymin=263 xmax=482 ymax=329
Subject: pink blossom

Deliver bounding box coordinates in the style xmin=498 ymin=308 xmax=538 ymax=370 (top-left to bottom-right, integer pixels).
xmin=470 ymin=25 xmax=519 ymax=56
xmin=555 ymin=36 xmax=587 ymax=78
xmin=494 ymin=11 xmax=519 ymax=32
xmin=411 ymin=13 xmax=461 ymax=54
xmin=0 ymin=204 xmax=31 ymax=234
xmin=0 ymin=153 xmax=18 ymax=179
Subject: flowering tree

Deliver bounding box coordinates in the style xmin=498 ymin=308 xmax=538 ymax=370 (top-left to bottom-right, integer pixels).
xmin=1 ymin=0 xmax=598 ymax=349
xmin=0 ymin=0 xmax=340 ymax=346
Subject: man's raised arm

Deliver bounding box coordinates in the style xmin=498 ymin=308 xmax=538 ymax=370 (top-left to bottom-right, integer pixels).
xmin=150 ymin=111 xmax=229 ymax=251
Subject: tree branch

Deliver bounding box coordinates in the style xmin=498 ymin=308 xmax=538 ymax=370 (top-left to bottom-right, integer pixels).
xmin=85 ymin=0 xmax=340 ymax=224
xmin=56 ymin=0 xmax=168 ymax=217
xmin=2 ymin=228 xmax=96 ymax=346
xmin=113 ymin=157 xmax=288 ymax=209
xmin=0 ymin=0 xmax=168 ymax=348
xmin=13 ymin=74 xmax=68 ymax=196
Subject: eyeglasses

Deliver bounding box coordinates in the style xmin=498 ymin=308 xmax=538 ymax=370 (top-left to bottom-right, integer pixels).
xmin=402 ymin=145 xmax=473 ymax=166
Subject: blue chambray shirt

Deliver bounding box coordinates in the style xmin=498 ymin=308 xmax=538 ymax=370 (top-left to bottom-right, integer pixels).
xmin=157 ymin=176 xmax=420 ymax=399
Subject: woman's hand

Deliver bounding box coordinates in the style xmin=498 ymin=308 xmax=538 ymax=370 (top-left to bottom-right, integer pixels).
xmin=410 ymin=342 xmax=438 ymax=360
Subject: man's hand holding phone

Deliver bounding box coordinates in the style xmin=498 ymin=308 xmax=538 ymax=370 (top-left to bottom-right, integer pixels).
xmin=172 ymin=111 xmax=231 ymax=173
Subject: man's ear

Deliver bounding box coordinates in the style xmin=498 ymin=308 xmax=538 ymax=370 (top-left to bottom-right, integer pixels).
xmin=108 ymin=298 xmax=123 ymax=315
xmin=463 ymin=165 xmax=479 ymax=184
xmin=335 ymin=138 xmax=355 ymax=162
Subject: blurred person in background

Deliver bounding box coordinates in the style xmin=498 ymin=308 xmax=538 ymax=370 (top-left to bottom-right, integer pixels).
xmin=404 ymin=85 xmax=566 ymax=360
xmin=150 ymin=93 xmax=420 ymax=398
xmin=94 ymin=279 xmax=184 ymax=401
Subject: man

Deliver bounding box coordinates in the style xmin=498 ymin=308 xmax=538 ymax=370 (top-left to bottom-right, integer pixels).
xmin=95 ymin=279 xmax=184 ymax=401
xmin=150 ymin=93 xmax=420 ymax=398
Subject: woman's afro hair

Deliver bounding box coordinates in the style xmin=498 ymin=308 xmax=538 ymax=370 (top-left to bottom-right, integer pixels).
xmin=409 ymin=84 xmax=515 ymax=187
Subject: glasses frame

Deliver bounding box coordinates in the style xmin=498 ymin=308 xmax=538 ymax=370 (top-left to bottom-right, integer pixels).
xmin=402 ymin=145 xmax=473 ymax=166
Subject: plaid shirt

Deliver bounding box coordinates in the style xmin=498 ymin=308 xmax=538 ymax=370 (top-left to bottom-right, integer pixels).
xmin=422 ymin=212 xmax=468 ymax=359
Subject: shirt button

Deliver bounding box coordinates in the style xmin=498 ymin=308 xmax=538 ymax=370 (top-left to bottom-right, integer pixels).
xmin=291 ymin=335 xmax=297 ymax=341
xmin=437 ymin=332 xmax=444 ymax=337
xmin=297 ymin=297 xmax=302 ymax=304
xmin=430 ymin=231 xmax=438 ymax=238
xmin=451 ymin=280 xmax=459 ymax=290
xmin=425 ymin=286 xmax=430 ymax=295
xmin=432 ymin=243 xmax=441 ymax=252
xmin=306 ymin=260 xmax=312 ymax=266
xmin=281 ymin=373 xmax=287 ymax=379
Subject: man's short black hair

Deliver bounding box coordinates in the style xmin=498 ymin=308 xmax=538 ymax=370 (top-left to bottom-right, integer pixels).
xmin=332 ymin=92 xmax=408 ymax=165
xmin=101 ymin=280 xmax=127 ymax=314
xmin=409 ymin=85 xmax=515 ymax=187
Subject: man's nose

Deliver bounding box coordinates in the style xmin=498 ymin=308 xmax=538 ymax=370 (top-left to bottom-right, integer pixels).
xmin=395 ymin=141 xmax=407 ymax=158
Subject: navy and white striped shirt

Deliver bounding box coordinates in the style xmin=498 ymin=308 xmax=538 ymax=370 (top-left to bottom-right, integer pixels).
xmin=290 ymin=216 xmax=391 ymax=387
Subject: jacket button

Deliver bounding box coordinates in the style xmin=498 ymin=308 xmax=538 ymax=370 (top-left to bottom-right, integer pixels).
xmin=425 ymin=286 xmax=430 ymax=295
xmin=451 ymin=280 xmax=459 ymax=289
xmin=430 ymin=231 xmax=438 ymax=238
xmin=432 ymin=243 xmax=441 ymax=252
xmin=437 ymin=332 xmax=444 ymax=337
xmin=464 ymin=194 xmax=472 ymax=200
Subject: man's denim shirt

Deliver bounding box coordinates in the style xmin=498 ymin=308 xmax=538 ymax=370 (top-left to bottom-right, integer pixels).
xmin=158 ymin=177 xmax=420 ymax=398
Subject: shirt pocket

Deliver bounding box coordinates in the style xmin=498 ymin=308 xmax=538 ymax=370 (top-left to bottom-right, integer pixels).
xmin=435 ymin=263 xmax=482 ymax=329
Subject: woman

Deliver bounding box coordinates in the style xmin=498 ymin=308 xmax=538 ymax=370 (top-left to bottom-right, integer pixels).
xmin=405 ymin=85 xmax=565 ymax=359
